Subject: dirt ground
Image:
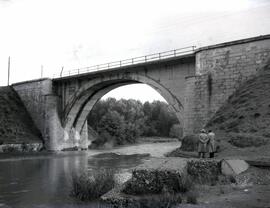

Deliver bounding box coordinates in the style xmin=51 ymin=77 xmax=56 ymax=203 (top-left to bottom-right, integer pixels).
xmin=176 ymin=166 xmax=270 ymax=208
xmin=167 ymin=138 xmax=270 ymax=208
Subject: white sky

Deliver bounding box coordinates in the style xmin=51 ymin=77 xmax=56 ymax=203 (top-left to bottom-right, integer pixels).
xmin=0 ymin=0 xmax=270 ymax=102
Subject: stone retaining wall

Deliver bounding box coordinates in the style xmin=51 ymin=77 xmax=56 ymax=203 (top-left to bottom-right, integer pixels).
xmin=184 ymin=35 xmax=270 ymax=133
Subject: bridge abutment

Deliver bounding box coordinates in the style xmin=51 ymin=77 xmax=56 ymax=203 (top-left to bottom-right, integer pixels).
xmin=12 ymin=79 xmax=89 ymax=151
xmin=186 ymin=35 xmax=270 ymax=132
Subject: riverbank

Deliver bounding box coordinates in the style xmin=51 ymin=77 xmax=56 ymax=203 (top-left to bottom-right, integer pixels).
xmin=0 ymin=141 xmax=181 ymax=208
xmin=100 ymin=157 xmax=270 ymax=208
xmin=0 ymin=140 xmax=269 ymax=208
xmin=0 ymin=141 xmax=180 ymax=162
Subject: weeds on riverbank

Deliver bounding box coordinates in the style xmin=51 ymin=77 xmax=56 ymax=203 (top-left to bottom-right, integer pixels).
xmin=128 ymin=193 xmax=182 ymax=208
xmin=70 ymin=169 xmax=116 ymax=201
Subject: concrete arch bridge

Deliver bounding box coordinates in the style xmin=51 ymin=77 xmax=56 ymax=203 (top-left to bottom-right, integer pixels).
xmin=12 ymin=35 xmax=270 ymax=150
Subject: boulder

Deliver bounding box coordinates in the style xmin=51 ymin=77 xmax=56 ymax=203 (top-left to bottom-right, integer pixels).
xmin=221 ymin=159 xmax=249 ymax=176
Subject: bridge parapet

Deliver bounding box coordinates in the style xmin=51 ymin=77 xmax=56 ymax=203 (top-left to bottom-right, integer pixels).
xmin=54 ymin=46 xmax=195 ymax=79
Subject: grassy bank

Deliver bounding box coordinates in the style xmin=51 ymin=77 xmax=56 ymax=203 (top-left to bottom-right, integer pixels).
xmin=0 ymin=86 xmax=42 ymax=145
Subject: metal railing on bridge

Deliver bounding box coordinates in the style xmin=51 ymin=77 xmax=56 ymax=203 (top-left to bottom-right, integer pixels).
xmin=54 ymin=46 xmax=196 ymax=78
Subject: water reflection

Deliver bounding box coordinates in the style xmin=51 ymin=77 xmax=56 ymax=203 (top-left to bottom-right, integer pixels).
xmin=0 ymin=141 xmax=179 ymax=208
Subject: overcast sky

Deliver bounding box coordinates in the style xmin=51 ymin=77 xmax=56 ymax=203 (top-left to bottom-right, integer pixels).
xmin=0 ymin=0 xmax=270 ymax=102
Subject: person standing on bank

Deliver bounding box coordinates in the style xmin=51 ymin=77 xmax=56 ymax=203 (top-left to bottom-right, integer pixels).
xmin=198 ymin=129 xmax=209 ymax=158
xmin=208 ymin=130 xmax=216 ymax=158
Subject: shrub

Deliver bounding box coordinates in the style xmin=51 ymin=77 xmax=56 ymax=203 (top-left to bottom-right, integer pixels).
xmin=123 ymin=171 xmax=194 ymax=195
xmin=187 ymin=160 xmax=220 ymax=185
xmin=2 ymin=145 xmax=16 ymax=153
xmin=71 ymin=169 xmax=116 ymax=201
xmin=180 ymin=134 xmax=198 ymax=152
xmin=228 ymin=133 xmax=268 ymax=147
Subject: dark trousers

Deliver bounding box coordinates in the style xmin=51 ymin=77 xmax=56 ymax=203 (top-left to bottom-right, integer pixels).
xmin=209 ymin=152 xmax=215 ymax=158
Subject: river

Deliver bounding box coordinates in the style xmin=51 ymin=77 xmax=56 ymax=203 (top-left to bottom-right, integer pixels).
xmin=0 ymin=141 xmax=180 ymax=208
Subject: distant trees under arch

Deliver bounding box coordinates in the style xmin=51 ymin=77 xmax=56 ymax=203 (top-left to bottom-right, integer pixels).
xmin=87 ymin=98 xmax=182 ymax=147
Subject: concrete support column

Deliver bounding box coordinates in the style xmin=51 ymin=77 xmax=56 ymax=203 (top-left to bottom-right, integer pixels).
xmin=80 ymin=120 xmax=89 ymax=149
xmin=184 ymin=76 xmax=197 ymax=135
xmin=44 ymin=94 xmax=64 ymax=151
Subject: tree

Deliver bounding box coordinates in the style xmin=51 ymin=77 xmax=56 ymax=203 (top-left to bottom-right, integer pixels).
xmin=88 ymin=98 xmax=180 ymax=147
xmin=97 ymin=110 xmax=125 ymax=145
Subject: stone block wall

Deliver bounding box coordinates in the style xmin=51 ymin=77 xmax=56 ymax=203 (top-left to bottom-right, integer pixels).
xmin=12 ymin=79 xmax=63 ymax=150
xmin=12 ymin=79 xmax=52 ymax=135
xmin=184 ymin=35 xmax=270 ymax=134
xmin=12 ymin=78 xmax=89 ymax=150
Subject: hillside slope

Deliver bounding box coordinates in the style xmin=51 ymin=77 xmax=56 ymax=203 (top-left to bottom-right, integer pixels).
xmin=206 ymin=62 xmax=270 ymax=149
xmin=0 ymin=86 xmax=42 ymax=144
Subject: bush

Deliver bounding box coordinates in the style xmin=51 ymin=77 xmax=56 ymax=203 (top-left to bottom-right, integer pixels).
xmin=187 ymin=160 xmax=220 ymax=185
xmin=228 ymin=133 xmax=269 ymax=148
xmin=71 ymin=169 xmax=116 ymax=201
xmin=123 ymin=172 xmax=194 ymax=195
xmin=180 ymin=134 xmax=198 ymax=152
xmin=2 ymin=145 xmax=17 ymax=153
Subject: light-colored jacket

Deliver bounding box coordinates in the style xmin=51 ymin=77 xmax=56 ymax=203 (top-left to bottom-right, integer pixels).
xmin=198 ymin=133 xmax=209 ymax=153
xmin=208 ymin=132 xmax=216 ymax=153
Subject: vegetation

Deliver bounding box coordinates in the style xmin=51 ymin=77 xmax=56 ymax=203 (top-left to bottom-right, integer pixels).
xmin=228 ymin=133 xmax=268 ymax=148
xmin=70 ymin=168 xmax=186 ymax=207
xmin=126 ymin=193 xmax=182 ymax=208
xmin=71 ymin=169 xmax=116 ymax=201
xmin=88 ymin=98 xmax=181 ymax=147
xmin=0 ymin=86 xmax=42 ymax=144
xmin=206 ymin=73 xmax=270 ymax=148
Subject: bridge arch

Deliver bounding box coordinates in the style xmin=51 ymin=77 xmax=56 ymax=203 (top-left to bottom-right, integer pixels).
xmin=63 ymin=73 xmax=184 ymax=140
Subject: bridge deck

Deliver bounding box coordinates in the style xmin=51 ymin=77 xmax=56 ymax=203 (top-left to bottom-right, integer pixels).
xmin=53 ymin=46 xmax=195 ymax=81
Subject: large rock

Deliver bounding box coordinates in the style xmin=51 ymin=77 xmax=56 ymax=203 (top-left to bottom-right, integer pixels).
xmin=122 ymin=158 xmax=187 ymax=195
xmin=221 ymin=159 xmax=249 ymax=176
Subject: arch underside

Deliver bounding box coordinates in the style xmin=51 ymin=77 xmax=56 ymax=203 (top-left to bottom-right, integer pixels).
xmin=64 ymin=74 xmax=184 ymax=138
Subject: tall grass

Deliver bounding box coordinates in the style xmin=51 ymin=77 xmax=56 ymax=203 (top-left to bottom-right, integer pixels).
xmin=129 ymin=193 xmax=182 ymax=208
xmin=71 ymin=168 xmax=116 ymax=201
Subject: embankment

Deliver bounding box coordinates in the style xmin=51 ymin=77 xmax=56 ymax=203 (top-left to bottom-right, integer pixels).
xmin=169 ymin=61 xmax=270 ymax=158
xmin=0 ymin=86 xmax=43 ymax=152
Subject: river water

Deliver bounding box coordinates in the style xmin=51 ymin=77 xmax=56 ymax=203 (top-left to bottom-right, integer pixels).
xmin=0 ymin=141 xmax=180 ymax=208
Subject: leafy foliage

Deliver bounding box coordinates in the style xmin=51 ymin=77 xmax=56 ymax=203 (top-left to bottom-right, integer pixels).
xmin=88 ymin=98 xmax=181 ymax=147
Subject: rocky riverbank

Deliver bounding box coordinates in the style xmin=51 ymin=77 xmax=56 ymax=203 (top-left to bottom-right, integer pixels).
xmin=100 ymin=157 xmax=270 ymax=208
xmin=0 ymin=143 xmax=43 ymax=153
